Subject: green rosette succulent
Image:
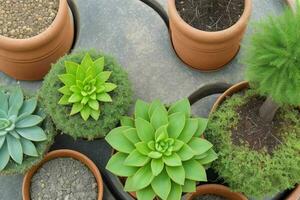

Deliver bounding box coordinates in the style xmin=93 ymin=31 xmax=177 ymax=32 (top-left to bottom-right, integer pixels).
xmin=58 ymin=53 xmax=117 ymax=121
xmin=0 ymin=87 xmax=47 ymax=171
xmin=106 ymin=99 xmax=217 ymax=200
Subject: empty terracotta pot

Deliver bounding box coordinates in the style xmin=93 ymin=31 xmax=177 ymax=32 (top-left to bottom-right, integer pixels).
xmin=0 ymin=0 xmax=74 ymax=81
xmin=168 ymin=0 xmax=252 ymax=71
xmin=22 ymin=149 xmax=103 ymax=200
xmin=185 ymin=184 xmax=248 ymax=200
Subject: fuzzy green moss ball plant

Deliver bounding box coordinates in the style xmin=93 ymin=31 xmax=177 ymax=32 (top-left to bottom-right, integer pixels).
xmin=106 ymin=99 xmax=217 ymax=200
xmin=206 ymin=90 xmax=300 ymax=198
xmin=40 ymin=50 xmax=132 ymax=140
xmin=0 ymin=86 xmax=55 ymax=175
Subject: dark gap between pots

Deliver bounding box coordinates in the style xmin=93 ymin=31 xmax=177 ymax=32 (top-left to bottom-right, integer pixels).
xmin=139 ymin=0 xmax=169 ymax=27
xmin=67 ymin=0 xmax=80 ymax=52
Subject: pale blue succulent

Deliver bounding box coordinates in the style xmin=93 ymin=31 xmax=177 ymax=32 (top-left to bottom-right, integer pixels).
xmin=0 ymin=87 xmax=47 ymax=171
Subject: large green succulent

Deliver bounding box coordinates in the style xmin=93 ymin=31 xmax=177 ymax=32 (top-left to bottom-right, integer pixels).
xmin=58 ymin=53 xmax=117 ymax=121
xmin=106 ymin=99 xmax=217 ymax=200
xmin=0 ymin=87 xmax=47 ymax=171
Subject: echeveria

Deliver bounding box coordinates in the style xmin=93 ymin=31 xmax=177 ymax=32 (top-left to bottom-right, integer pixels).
xmin=0 ymin=87 xmax=47 ymax=171
xmin=58 ymin=53 xmax=117 ymax=121
xmin=105 ymin=99 xmax=217 ymax=200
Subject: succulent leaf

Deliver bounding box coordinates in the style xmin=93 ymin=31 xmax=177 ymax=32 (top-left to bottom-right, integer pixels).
xmin=15 ymin=115 xmax=43 ymax=128
xmin=166 ymin=182 xmax=182 ymax=200
xmin=20 ymin=137 xmax=38 ymax=157
xmin=166 ymin=165 xmax=185 ymax=185
xmin=182 ymin=179 xmax=196 ymax=193
xmin=135 ymin=100 xmax=150 ymax=121
xmin=183 ymin=160 xmax=207 ymax=181
xmin=105 ymin=99 xmax=217 ymax=200
xmin=106 ymin=152 xmax=138 ymax=177
xmin=123 ymin=128 xmax=140 ymax=144
xmin=105 ymin=127 xmax=134 ymax=153
xmin=18 ymin=98 xmax=37 ymax=117
xmin=168 ymin=99 xmax=191 ymax=118
xmin=0 ymin=136 xmax=5 ymax=148
xmin=194 ymin=118 xmax=208 ymax=137
xmin=16 ymin=127 xmax=47 ymax=142
xmin=151 ymin=170 xmax=171 ymax=199
xmin=124 ymin=165 xmax=154 ymax=191
xmin=125 ymin=150 xmax=150 ymax=167
xmin=0 ymin=91 xmax=8 ymax=113
xmin=0 ymin=143 xmax=9 ymax=171
xmin=0 ymin=87 xmax=47 ymax=171
xmin=7 ymin=134 xmax=23 ymax=164
xmin=136 ymin=186 xmax=156 ymax=200
xmin=151 ymin=158 xmax=164 ymax=176
xmin=58 ymin=53 xmax=117 ymax=121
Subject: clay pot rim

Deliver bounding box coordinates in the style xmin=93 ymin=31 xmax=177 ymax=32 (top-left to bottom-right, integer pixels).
xmin=210 ymin=81 xmax=249 ymax=113
xmin=0 ymin=0 xmax=69 ymax=50
xmin=168 ymin=0 xmax=252 ymax=43
xmin=185 ymin=184 xmax=248 ymax=200
xmin=22 ymin=149 xmax=103 ymax=200
xmin=287 ymin=184 xmax=300 ymax=200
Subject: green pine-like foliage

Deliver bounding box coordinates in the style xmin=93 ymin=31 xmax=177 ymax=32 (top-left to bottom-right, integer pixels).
xmin=244 ymin=7 xmax=300 ymax=106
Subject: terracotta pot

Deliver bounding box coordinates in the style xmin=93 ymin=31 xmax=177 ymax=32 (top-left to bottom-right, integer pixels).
xmin=287 ymin=185 xmax=300 ymax=200
xmin=211 ymin=81 xmax=249 ymax=112
xmin=22 ymin=149 xmax=103 ymax=200
xmin=185 ymin=184 xmax=248 ymax=200
xmin=0 ymin=0 xmax=74 ymax=81
xmin=168 ymin=0 xmax=252 ymax=71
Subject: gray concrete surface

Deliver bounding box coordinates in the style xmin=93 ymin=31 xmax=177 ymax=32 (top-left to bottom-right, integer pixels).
xmin=0 ymin=0 xmax=284 ymax=199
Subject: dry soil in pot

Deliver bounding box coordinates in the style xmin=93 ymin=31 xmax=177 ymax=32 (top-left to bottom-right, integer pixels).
xmin=192 ymin=194 xmax=230 ymax=200
xmin=175 ymin=0 xmax=245 ymax=31
xmin=30 ymin=158 xmax=98 ymax=200
xmin=232 ymin=96 xmax=283 ymax=154
xmin=0 ymin=0 xmax=59 ymax=39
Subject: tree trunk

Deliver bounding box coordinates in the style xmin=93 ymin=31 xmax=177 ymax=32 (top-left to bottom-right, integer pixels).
xmin=259 ymin=96 xmax=280 ymax=122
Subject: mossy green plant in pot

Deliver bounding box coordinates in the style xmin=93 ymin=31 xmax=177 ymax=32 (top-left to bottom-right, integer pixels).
xmin=40 ymin=50 xmax=133 ymax=140
xmin=105 ymin=99 xmax=218 ymax=200
xmin=206 ymin=7 xmax=300 ymax=198
xmin=0 ymin=86 xmax=56 ymax=175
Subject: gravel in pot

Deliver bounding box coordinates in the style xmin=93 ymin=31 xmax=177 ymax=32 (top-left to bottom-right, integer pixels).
xmin=0 ymin=0 xmax=59 ymax=39
xmin=30 ymin=157 xmax=98 ymax=200
xmin=23 ymin=149 xmax=103 ymax=200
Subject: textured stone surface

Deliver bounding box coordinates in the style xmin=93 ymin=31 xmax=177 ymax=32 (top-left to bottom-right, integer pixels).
xmin=0 ymin=0 xmax=284 ymax=199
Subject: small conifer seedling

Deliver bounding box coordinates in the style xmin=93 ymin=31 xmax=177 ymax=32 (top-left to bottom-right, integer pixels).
xmin=245 ymin=6 xmax=300 ymax=122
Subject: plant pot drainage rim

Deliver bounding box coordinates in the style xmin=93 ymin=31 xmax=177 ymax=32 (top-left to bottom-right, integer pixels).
xmin=22 ymin=149 xmax=103 ymax=200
